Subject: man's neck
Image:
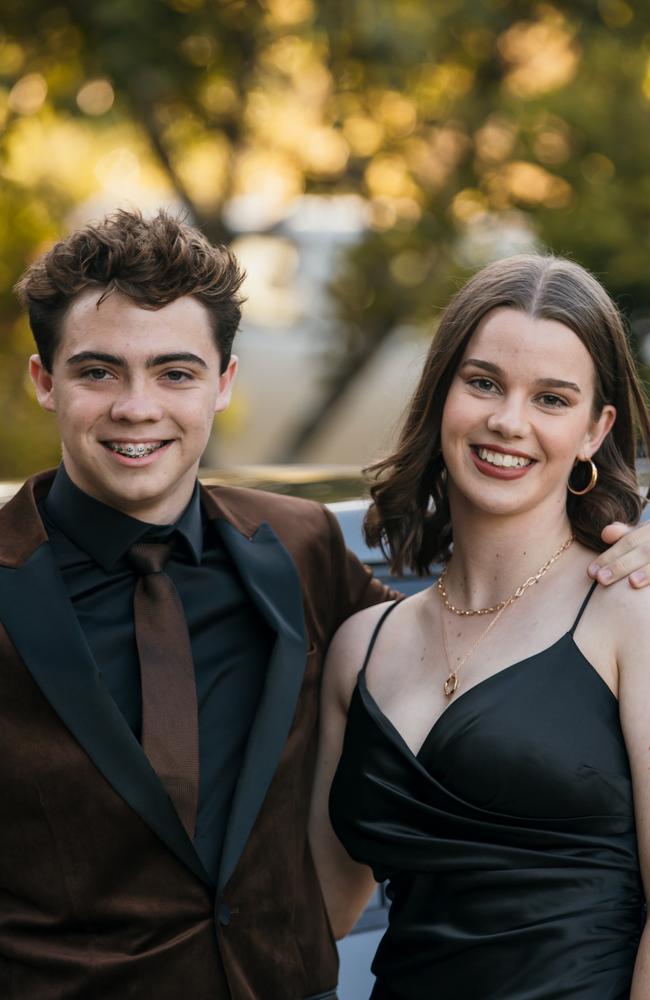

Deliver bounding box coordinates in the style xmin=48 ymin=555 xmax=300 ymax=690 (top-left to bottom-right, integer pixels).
xmin=61 ymin=462 xmax=198 ymax=526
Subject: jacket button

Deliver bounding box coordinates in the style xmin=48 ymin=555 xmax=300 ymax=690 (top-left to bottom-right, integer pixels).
xmin=217 ymin=900 xmax=231 ymax=926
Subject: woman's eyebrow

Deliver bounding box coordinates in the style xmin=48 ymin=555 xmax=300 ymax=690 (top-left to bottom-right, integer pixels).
xmin=459 ymin=358 xmax=502 ymax=375
xmin=535 ymin=377 xmax=581 ymax=393
xmin=461 ymin=358 xmax=581 ymax=393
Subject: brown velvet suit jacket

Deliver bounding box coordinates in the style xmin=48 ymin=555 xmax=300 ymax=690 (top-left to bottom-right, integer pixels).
xmin=0 ymin=471 xmax=392 ymax=1000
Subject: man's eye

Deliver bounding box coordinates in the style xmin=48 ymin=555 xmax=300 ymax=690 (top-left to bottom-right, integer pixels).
xmin=82 ymin=368 xmax=112 ymax=381
xmin=164 ymin=370 xmax=193 ymax=382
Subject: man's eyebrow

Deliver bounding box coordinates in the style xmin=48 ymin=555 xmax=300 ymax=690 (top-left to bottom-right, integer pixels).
xmin=145 ymin=353 xmax=208 ymax=369
xmin=65 ymin=351 xmax=209 ymax=370
xmin=66 ymin=351 xmax=126 ymax=367
xmin=460 ymin=358 xmax=581 ymax=393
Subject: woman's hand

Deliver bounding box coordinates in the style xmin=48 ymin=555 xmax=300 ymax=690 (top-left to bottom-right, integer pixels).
xmin=588 ymin=521 xmax=650 ymax=588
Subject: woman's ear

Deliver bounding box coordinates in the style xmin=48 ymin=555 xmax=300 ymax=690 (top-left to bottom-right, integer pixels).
xmin=583 ymin=404 xmax=616 ymax=458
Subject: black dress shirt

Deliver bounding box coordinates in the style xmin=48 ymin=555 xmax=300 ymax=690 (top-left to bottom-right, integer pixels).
xmin=42 ymin=464 xmax=274 ymax=883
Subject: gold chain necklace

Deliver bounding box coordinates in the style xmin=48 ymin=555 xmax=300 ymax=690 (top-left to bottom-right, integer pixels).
xmin=436 ymin=535 xmax=575 ymax=616
xmin=438 ymin=535 xmax=574 ymax=697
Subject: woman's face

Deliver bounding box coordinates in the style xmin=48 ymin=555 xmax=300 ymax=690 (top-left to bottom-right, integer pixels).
xmin=440 ymin=307 xmax=616 ymax=521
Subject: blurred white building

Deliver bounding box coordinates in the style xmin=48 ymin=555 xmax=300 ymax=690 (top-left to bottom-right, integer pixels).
xmin=207 ymin=194 xmax=426 ymax=468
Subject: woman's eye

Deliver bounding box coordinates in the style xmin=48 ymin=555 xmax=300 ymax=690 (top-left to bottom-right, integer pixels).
xmin=538 ymin=393 xmax=567 ymax=408
xmin=468 ymin=377 xmax=497 ymax=393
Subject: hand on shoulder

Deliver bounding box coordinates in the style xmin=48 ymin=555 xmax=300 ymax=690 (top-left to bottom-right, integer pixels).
xmin=588 ymin=518 xmax=650 ymax=589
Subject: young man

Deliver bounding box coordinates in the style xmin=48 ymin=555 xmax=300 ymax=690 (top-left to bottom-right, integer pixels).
xmin=0 ymin=209 xmax=391 ymax=1000
xmin=1 ymin=210 xmax=647 ymax=999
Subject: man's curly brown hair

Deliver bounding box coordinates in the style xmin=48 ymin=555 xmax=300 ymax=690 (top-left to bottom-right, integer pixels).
xmin=15 ymin=208 xmax=245 ymax=373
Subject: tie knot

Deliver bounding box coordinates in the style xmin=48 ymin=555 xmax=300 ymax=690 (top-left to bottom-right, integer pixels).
xmin=127 ymin=541 xmax=172 ymax=576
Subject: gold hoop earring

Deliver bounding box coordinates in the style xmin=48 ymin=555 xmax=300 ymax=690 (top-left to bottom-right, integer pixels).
xmin=567 ymin=458 xmax=598 ymax=496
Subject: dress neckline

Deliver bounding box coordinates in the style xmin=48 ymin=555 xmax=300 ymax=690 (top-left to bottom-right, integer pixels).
xmin=358 ymin=630 xmax=617 ymax=765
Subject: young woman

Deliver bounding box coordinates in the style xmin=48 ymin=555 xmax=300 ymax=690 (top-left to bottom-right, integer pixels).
xmin=309 ymin=254 xmax=650 ymax=999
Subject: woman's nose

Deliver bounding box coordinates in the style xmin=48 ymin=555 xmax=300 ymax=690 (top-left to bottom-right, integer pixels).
xmin=485 ymin=396 xmax=529 ymax=439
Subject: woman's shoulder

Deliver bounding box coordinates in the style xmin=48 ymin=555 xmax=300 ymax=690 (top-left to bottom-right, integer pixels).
xmin=587 ymin=572 xmax=650 ymax=631
xmin=568 ymin=543 xmax=650 ymax=624
xmin=324 ymin=599 xmax=404 ymax=706
xmin=587 ymin=572 xmax=650 ymax=715
xmin=579 ymin=563 xmax=650 ymax=678
xmin=328 ymin=599 xmax=399 ymax=667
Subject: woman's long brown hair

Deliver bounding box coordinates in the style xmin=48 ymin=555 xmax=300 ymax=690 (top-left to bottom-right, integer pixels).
xmin=364 ymin=254 xmax=650 ymax=576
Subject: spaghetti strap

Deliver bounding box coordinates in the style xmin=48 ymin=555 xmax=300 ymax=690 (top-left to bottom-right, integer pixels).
xmin=360 ymin=601 xmax=400 ymax=674
xmin=569 ymin=581 xmax=599 ymax=636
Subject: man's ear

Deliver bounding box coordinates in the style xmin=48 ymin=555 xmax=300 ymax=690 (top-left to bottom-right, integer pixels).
xmin=583 ymin=403 xmax=616 ymax=458
xmin=29 ymin=355 xmax=56 ymax=412
xmin=214 ymin=355 xmax=238 ymax=415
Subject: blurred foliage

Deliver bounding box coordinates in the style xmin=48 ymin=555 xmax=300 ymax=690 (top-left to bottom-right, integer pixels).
xmin=1 ymin=0 xmax=650 ymax=472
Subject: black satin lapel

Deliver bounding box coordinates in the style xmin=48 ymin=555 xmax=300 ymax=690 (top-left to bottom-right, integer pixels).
xmin=0 ymin=546 xmax=211 ymax=887
xmin=214 ymin=521 xmax=308 ymax=891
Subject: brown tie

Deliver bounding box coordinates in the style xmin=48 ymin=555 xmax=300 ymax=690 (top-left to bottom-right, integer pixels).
xmin=128 ymin=541 xmax=199 ymax=840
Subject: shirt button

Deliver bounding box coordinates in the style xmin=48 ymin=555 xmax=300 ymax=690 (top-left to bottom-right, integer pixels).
xmin=217 ymin=900 xmax=231 ymax=926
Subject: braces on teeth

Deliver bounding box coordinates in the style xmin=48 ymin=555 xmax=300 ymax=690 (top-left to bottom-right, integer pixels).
xmin=112 ymin=443 xmax=156 ymax=457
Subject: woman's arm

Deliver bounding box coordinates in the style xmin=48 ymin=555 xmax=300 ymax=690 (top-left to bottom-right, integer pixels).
xmin=616 ymin=589 xmax=650 ymax=997
xmin=308 ymin=605 xmax=389 ymax=939
xmin=630 ymin=927 xmax=650 ymax=1000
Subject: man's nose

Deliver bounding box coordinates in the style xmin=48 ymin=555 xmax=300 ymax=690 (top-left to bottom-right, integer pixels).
xmin=110 ymin=382 xmax=164 ymax=423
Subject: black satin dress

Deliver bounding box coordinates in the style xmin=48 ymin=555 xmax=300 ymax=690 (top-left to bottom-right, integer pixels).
xmin=329 ymin=587 xmax=645 ymax=999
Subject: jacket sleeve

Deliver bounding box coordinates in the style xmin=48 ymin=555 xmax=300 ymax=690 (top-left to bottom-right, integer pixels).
xmin=322 ymin=505 xmax=402 ymax=632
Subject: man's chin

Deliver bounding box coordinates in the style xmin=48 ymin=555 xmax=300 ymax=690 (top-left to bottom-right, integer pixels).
xmin=106 ymin=474 xmax=197 ymax=522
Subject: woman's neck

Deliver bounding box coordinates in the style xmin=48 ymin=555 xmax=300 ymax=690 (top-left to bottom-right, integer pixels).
xmin=445 ymin=499 xmax=575 ymax=611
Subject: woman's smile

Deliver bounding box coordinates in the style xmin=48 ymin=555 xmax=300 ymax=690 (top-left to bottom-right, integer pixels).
xmin=469 ymin=443 xmax=536 ymax=480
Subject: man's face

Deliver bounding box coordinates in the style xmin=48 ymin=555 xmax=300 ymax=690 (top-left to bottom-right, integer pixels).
xmin=30 ymin=289 xmax=237 ymax=524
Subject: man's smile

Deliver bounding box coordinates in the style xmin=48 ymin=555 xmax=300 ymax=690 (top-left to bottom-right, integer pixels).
xmin=101 ymin=439 xmax=174 ymax=465
xmin=104 ymin=440 xmax=171 ymax=458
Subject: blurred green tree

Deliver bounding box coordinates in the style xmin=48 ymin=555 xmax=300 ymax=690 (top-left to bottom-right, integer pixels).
xmin=1 ymin=0 xmax=650 ymax=473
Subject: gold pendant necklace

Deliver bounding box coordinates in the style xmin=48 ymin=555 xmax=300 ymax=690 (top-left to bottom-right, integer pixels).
xmin=439 ymin=535 xmax=574 ymax=697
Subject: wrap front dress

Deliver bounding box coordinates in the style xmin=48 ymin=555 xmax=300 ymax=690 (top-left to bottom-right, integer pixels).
xmin=329 ymin=586 xmax=644 ymax=999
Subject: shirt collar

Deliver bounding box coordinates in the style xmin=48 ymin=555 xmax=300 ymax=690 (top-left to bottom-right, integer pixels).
xmin=43 ymin=464 xmax=204 ymax=572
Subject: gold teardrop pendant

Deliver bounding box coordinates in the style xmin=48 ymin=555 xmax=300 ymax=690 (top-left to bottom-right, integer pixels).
xmin=444 ymin=672 xmax=459 ymax=697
